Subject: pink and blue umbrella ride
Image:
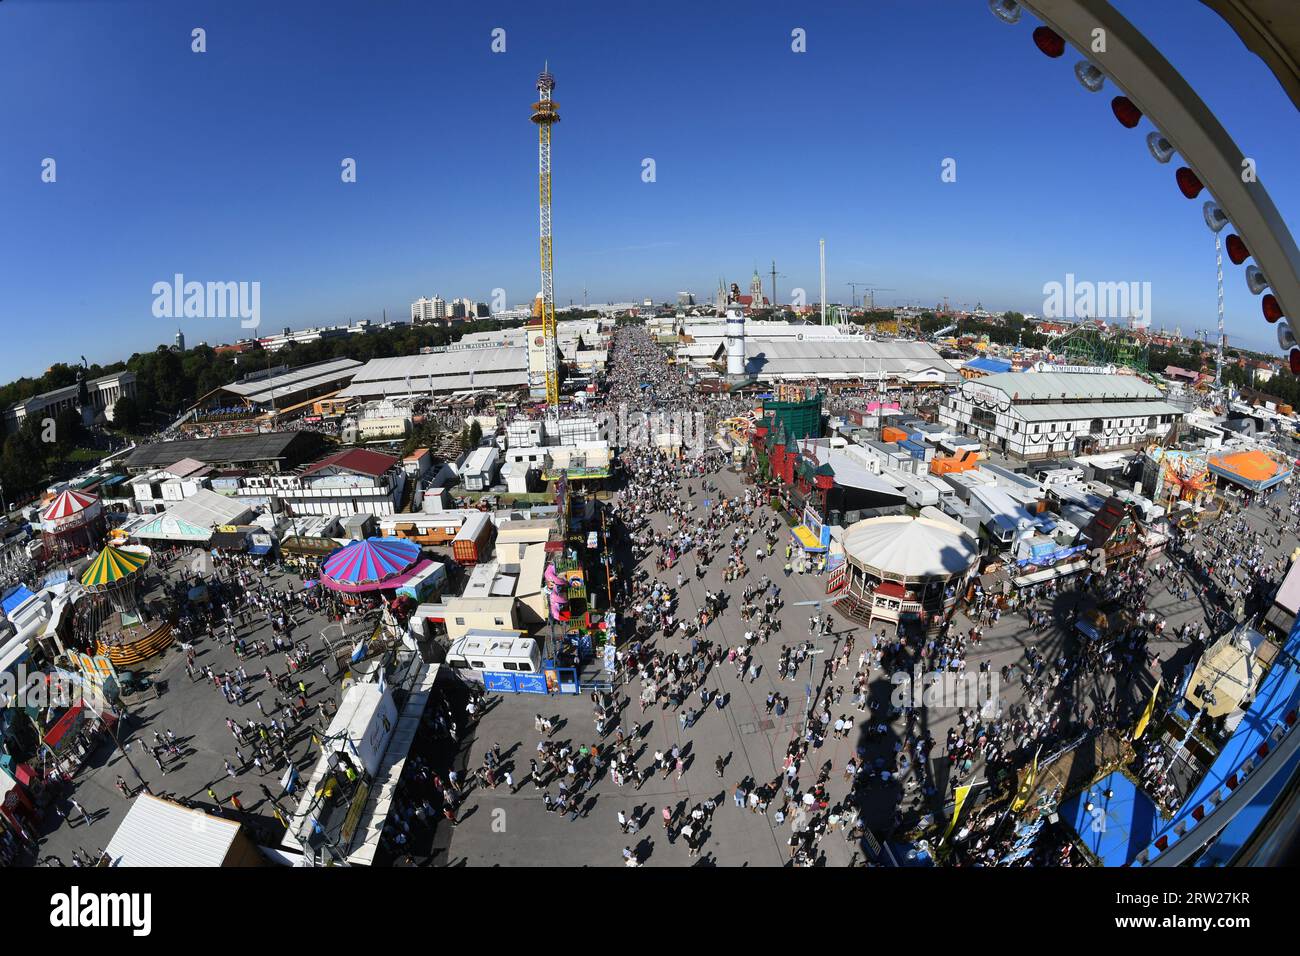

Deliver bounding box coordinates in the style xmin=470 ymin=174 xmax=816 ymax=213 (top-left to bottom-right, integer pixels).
xmin=319 ymin=537 xmax=423 ymax=593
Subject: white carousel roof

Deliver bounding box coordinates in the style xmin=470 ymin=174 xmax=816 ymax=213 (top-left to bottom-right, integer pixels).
xmin=842 ymin=515 xmax=978 ymax=580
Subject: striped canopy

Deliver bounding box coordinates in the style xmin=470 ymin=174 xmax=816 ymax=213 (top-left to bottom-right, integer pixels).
xmin=132 ymin=513 xmax=212 ymax=542
xmin=321 ymin=537 xmax=421 ymax=586
xmin=81 ymin=545 xmax=149 ymax=589
xmin=43 ymin=489 xmax=98 ymax=522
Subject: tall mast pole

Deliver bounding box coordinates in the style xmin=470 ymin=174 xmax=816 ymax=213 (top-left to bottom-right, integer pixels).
xmin=1214 ymin=231 xmax=1225 ymax=391
xmin=531 ymin=65 xmax=560 ymax=412
xmin=819 ymin=239 xmax=827 ymax=326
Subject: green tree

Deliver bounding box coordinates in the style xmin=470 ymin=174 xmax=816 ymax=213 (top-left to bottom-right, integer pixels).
xmin=48 ymin=407 xmax=85 ymax=461
xmin=0 ymin=427 xmax=47 ymax=503
xmin=401 ymin=418 xmax=443 ymax=458
xmin=111 ymin=394 xmax=142 ymax=432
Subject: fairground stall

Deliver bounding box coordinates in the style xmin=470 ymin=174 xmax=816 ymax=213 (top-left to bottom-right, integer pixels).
xmin=1207 ymin=448 xmax=1293 ymax=502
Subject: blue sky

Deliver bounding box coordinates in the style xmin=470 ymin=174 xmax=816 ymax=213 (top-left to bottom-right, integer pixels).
xmin=1 ymin=0 xmax=1297 ymax=381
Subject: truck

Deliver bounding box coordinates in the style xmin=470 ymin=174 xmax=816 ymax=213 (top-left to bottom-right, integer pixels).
xmin=395 ymin=560 xmax=448 ymax=602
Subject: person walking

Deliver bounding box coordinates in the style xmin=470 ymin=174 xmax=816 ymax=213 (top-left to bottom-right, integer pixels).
xmin=68 ymin=797 xmax=91 ymax=826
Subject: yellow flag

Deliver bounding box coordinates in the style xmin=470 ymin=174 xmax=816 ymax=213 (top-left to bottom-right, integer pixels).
xmin=1011 ymin=750 xmax=1038 ymax=813
xmin=943 ymin=784 xmax=972 ymax=843
xmin=1132 ymin=678 xmax=1163 ymax=741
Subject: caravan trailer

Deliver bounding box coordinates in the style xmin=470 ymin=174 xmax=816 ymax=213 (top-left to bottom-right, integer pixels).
xmin=452 ymin=511 xmax=494 ymax=564
xmin=445 ymin=630 xmax=546 ymax=693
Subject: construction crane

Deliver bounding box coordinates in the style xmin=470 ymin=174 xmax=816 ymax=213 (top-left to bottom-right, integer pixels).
xmin=530 ymin=64 xmax=561 ymax=412
xmin=845 ymin=282 xmax=870 ymax=309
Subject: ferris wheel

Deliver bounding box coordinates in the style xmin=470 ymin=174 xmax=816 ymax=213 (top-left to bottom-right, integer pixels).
xmin=990 ymin=0 xmax=1300 ymax=375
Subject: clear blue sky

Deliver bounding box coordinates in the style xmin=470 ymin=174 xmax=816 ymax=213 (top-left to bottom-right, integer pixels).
xmin=1 ymin=0 xmax=1297 ymax=381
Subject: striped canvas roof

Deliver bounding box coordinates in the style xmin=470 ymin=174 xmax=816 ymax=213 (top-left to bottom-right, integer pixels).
xmin=132 ymin=512 xmax=214 ymax=542
xmin=81 ymin=545 xmax=149 ymax=588
xmin=42 ymin=489 xmax=98 ymax=522
xmin=321 ymin=537 xmax=420 ymax=585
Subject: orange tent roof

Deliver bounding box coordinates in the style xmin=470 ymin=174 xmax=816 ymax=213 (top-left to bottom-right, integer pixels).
xmin=1208 ymin=449 xmax=1285 ymax=483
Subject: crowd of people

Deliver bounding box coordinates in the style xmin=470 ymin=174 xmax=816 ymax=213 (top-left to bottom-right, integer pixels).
xmin=14 ymin=317 xmax=1300 ymax=869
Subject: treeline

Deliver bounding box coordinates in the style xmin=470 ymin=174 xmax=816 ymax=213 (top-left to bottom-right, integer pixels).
xmin=1147 ymin=343 xmax=1300 ymax=406
xmin=0 ymin=361 xmax=126 ymax=410
xmin=0 ymin=408 xmax=93 ymax=510
xmin=0 ymin=317 xmax=521 ymax=507
xmin=916 ymin=311 xmax=1052 ymax=350
xmin=1224 ymin=359 xmax=1300 ymax=407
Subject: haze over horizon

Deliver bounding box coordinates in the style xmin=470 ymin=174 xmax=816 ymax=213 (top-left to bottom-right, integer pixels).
xmin=2 ymin=0 xmax=1297 ymax=381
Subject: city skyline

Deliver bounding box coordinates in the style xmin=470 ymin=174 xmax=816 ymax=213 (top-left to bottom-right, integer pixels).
xmin=2 ymin=0 xmax=1298 ymax=382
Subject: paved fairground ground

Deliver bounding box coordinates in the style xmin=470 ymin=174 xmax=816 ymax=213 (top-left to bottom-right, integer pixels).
xmin=30 ymin=558 xmax=346 ymax=867
xmin=26 ymin=455 xmax=1294 ymax=869
xmin=425 ymin=464 xmax=1295 ymax=868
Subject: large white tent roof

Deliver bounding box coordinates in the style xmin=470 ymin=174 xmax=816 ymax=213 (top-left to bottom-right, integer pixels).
xmin=842 ymin=515 xmax=978 ymax=581
xmin=220 ymin=358 xmax=362 ymax=405
xmin=744 ymin=339 xmax=959 ymax=383
xmin=169 ymin=488 xmax=254 ymax=528
xmin=104 ymin=794 xmax=241 ymax=866
xmin=338 ymin=347 xmax=528 ymax=400
xmin=130 ymin=489 xmax=252 ymax=542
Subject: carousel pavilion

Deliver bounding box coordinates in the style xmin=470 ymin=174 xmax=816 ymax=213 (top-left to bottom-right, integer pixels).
xmin=834 ymin=515 xmax=979 ymax=629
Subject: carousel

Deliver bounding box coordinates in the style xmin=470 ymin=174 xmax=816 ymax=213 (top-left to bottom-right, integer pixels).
xmin=39 ymin=489 xmax=105 ymax=560
xmin=318 ymin=537 xmax=428 ymax=601
xmin=831 ymin=515 xmax=979 ymax=630
xmin=1145 ymin=446 xmax=1214 ymax=516
xmin=77 ymin=544 xmax=174 ymax=668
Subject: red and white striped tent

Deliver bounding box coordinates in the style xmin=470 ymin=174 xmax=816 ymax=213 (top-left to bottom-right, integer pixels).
xmin=39 ymin=490 xmax=106 ymax=561
xmin=42 ymin=489 xmax=101 ymax=528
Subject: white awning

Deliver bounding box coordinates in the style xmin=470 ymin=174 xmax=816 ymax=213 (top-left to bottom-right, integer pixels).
xmin=1013 ymin=559 xmax=1089 ymax=588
